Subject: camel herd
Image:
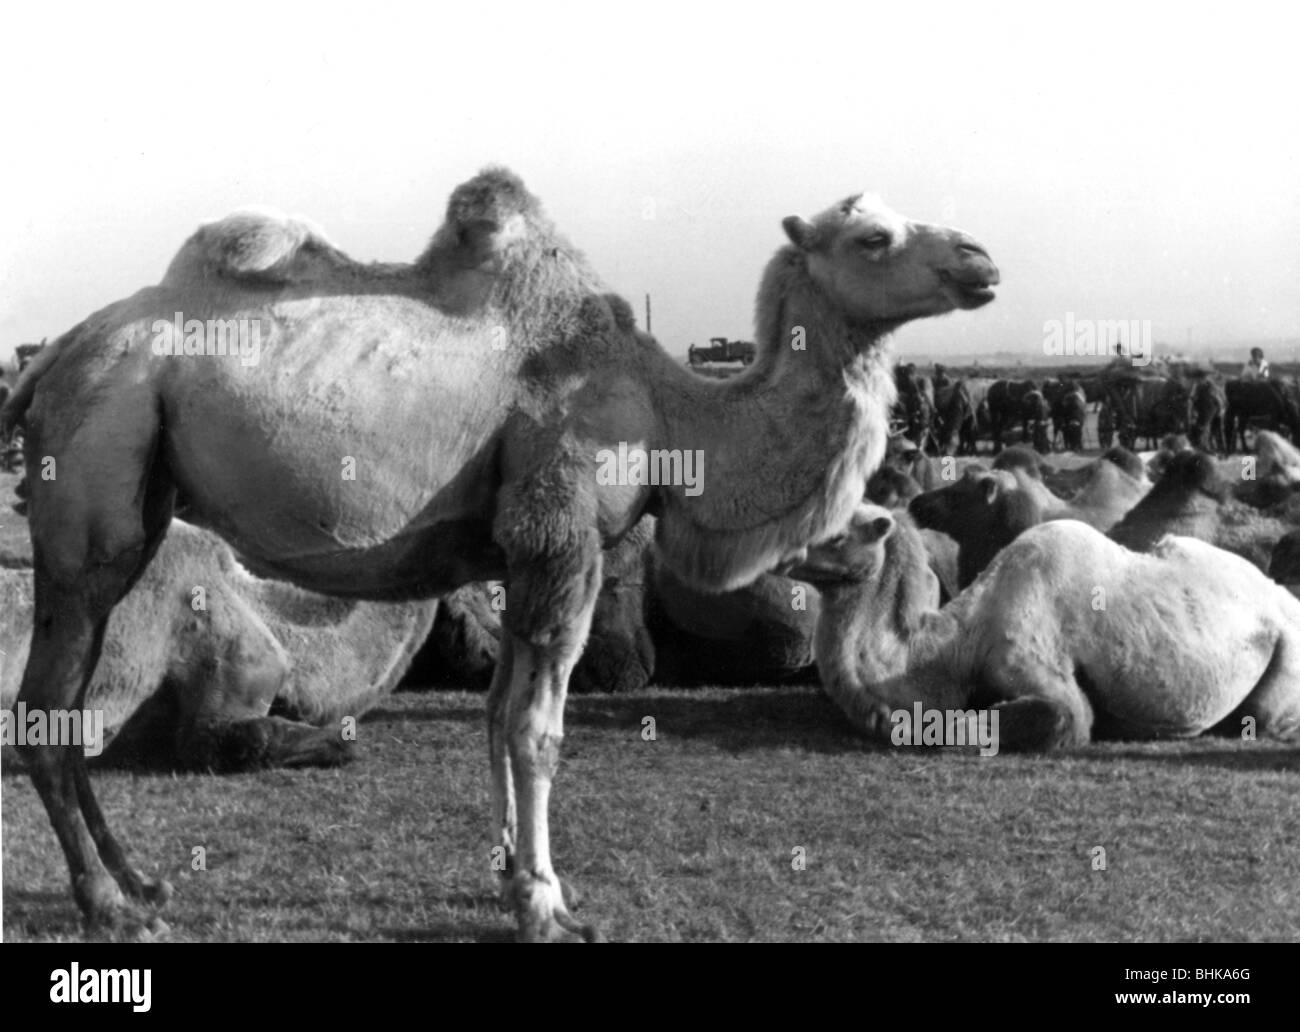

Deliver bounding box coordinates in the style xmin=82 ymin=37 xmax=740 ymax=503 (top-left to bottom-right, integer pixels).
xmin=5 ymin=167 xmax=1298 ymax=944
xmin=892 ymin=360 xmax=1300 ymax=459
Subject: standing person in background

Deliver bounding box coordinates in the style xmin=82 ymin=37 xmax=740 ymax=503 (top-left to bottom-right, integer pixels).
xmin=1241 ymin=347 xmax=1270 ymax=380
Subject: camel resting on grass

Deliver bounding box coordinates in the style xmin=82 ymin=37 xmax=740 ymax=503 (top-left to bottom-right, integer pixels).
xmin=793 ymin=504 xmax=1300 ymax=749
xmin=1 ymin=519 xmax=437 ymax=771
xmin=1108 ymin=450 xmax=1294 ymax=573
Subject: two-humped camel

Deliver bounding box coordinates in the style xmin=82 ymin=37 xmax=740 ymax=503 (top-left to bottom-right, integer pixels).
xmin=794 ymin=504 xmax=1300 ymax=749
xmin=4 ymin=168 xmax=998 ymax=942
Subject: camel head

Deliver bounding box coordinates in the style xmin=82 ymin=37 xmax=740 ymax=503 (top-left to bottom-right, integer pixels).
xmin=1268 ymin=530 xmax=1300 ymax=596
xmin=781 ymin=193 xmax=999 ymax=327
xmin=787 ymin=504 xmax=898 ymax=585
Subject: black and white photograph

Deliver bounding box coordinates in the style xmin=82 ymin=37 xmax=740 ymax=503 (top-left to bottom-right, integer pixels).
xmin=0 ymin=0 xmax=1294 ymax=983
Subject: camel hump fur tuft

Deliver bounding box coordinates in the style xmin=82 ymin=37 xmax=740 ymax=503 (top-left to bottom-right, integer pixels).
xmin=162 ymin=207 xmax=341 ymax=285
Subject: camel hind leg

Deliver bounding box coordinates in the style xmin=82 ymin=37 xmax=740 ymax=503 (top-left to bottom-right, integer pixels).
xmin=19 ymin=390 xmax=174 ymax=932
xmin=1216 ymin=633 xmax=1300 ymax=740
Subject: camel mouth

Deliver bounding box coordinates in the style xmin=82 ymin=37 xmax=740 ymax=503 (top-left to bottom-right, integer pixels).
xmin=939 ymin=269 xmax=999 ymax=308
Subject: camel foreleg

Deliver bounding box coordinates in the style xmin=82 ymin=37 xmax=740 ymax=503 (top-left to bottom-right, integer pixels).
xmin=492 ymin=518 xmax=604 ymax=942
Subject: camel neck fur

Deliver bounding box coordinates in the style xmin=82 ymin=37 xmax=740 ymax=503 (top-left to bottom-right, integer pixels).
xmin=814 ymin=518 xmax=966 ymax=729
xmin=647 ymin=247 xmax=897 ymax=592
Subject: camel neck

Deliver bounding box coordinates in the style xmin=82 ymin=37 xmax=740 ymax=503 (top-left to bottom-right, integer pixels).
xmin=643 ymin=251 xmax=895 ymax=591
xmin=813 ymin=547 xmax=966 ymax=726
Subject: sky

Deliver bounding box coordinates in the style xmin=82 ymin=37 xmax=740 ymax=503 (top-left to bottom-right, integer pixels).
xmin=1 ymin=2 xmax=1297 ymax=367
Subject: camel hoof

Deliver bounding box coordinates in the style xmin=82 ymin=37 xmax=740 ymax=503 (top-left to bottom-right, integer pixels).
xmin=509 ymin=874 xmax=600 ymax=942
xmin=134 ymin=915 xmax=171 ymax=942
xmin=83 ymin=901 xmax=170 ymax=942
xmin=122 ymin=871 xmax=173 ymax=906
xmin=516 ymin=914 xmax=602 ymax=943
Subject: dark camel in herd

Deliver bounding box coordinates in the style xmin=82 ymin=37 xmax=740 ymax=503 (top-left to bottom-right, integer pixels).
xmin=4 ymin=168 xmax=998 ymax=942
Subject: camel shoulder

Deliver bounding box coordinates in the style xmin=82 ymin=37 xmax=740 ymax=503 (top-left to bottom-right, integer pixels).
xmin=162 ymin=208 xmax=355 ymax=286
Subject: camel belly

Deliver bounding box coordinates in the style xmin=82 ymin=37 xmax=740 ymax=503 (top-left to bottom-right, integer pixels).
xmin=155 ymin=300 xmax=516 ymax=595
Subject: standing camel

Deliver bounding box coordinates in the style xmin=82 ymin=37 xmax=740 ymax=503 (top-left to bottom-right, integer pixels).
xmin=4 ymin=168 xmax=997 ymax=942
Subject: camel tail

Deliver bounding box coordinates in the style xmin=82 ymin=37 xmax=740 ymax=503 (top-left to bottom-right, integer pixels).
xmin=1 ymin=330 xmax=76 ymax=437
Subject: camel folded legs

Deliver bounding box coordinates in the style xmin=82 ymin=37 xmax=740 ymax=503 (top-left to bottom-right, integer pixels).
xmin=980 ymin=649 xmax=1095 ymax=750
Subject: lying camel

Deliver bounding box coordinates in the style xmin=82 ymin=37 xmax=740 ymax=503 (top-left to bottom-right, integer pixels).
xmin=994 ymin=444 xmax=1150 ymax=520
xmin=1269 ymin=531 xmax=1300 ymax=600
xmin=406 ymin=518 xmax=656 ymax=694
xmin=6 ymin=168 xmax=997 ymax=941
xmin=909 ymin=452 xmax=1149 ymax=588
xmin=6 ymin=468 xmax=654 ymax=702
xmin=1108 ymin=450 xmax=1294 ymax=573
xmin=1234 ymin=430 xmax=1300 ymax=510
xmin=794 ymin=504 xmax=1300 ymax=749
xmin=408 ymin=515 xmax=817 ymax=689
xmin=2 ymin=519 xmax=436 ymax=771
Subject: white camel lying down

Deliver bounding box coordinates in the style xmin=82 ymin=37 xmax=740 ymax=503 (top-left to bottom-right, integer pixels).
xmin=794 ymin=505 xmax=1300 ymax=749
xmin=1 ymin=519 xmax=436 ymax=770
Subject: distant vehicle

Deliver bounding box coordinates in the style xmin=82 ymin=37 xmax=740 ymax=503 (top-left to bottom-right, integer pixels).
xmin=688 ymin=336 xmax=756 ymax=366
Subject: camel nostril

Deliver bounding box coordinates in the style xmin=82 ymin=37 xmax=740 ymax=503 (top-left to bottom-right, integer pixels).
xmin=956 ymin=241 xmax=989 ymax=259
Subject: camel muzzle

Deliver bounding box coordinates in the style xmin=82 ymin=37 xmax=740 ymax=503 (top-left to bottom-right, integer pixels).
xmin=939 ymin=234 xmax=999 ymax=307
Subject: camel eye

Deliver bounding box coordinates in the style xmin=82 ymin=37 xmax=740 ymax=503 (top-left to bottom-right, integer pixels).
xmin=858 ymin=233 xmax=891 ymax=250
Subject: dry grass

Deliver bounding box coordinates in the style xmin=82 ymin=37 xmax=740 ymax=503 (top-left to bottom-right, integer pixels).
xmin=5 ymin=687 xmax=1299 ymax=942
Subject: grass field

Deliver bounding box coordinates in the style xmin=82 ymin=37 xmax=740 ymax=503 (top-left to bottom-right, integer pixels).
xmin=5 ymin=688 xmax=1299 ymax=942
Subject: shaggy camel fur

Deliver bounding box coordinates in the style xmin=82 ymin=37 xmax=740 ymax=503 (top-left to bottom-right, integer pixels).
xmin=416 ymin=518 xmax=657 ymax=693
xmin=1 ymin=520 xmax=436 ymax=771
xmin=1108 ymin=451 xmax=1294 ymax=573
xmin=5 ymin=168 xmax=997 ymax=941
xmin=794 ymin=504 xmax=1300 ymax=749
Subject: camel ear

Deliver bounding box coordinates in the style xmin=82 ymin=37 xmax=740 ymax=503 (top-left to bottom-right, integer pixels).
xmin=782 ymin=215 xmax=818 ymax=251
xmin=982 ymin=478 xmax=1000 ymax=505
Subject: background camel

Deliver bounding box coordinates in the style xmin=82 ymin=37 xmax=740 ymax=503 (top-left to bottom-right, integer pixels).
xmin=909 ymin=452 xmax=1150 ymax=588
xmin=5 ymin=168 xmax=998 ymax=942
xmin=794 ymin=504 xmax=1300 ymax=749
xmin=405 ymin=520 xmax=657 ymax=695
xmin=1108 ymin=450 xmax=1294 ymax=572
xmin=1 ymin=518 xmax=436 ymax=771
